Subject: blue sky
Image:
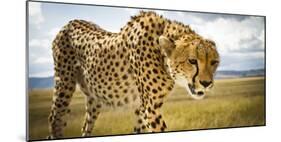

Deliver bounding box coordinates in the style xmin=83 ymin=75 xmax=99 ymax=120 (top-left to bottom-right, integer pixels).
xmin=28 ymin=1 xmax=265 ymax=77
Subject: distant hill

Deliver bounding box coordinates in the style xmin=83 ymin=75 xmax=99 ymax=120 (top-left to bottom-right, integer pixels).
xmin=215 ymin=69 xmax=265 ymax=79
xmin=28 ymin=69 xmax=265 ymax=89
xmin=28 ymin=76 xmax=54 ymax=89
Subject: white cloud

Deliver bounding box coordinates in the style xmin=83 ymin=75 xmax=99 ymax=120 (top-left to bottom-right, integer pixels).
xmin=29 ymin=38 xmax=53 ymax=77
xmin=29 ymin=38 xmax=52 ymax=57
xmin=258 ymin=29 xmax=265 ymax=46
xmin=29 ymin=38 xmax=50 ymax=49
xmin=29 ymin=2 xmax=44 ymax=29
xmin=184 ymin=16 xmax=265 ymax=70
xmin=48 ymin=27 xmax=61 ymax=39
xmin=191 ymin=16 xmax=265 ymax=55
xmin=29 ymin=39 xmax=52 ymax=57
xmin=28 ymin=4 xmax=265 ymax=77
xmin=183 ymin=14 xmax=204 ymax=24
xmin=30 ymin=70 xmax=54 ymax=78
xmin=34 ymin=57 xmax=52 ymax=64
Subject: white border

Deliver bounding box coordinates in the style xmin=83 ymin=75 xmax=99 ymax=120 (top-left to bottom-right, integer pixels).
xmin=1 ymin=0 xmax=280 ymax=142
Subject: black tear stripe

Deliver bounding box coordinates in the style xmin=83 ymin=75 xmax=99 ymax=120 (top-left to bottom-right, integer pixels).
xmin=192 ymin=45 xmax=199 ymax=84
xmin=192 ymin=64 xmax=199 ymax=84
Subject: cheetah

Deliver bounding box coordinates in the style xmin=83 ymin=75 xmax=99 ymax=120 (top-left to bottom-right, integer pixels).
xmin=48 ymin=11 xmax=220 ymax=138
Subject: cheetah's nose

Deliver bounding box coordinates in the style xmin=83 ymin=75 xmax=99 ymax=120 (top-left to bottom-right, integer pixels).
xmin=199 ymin=80 xmax=212 ymax=88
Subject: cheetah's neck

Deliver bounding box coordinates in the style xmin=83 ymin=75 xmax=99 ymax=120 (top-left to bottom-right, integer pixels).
xmin=162 ymin=21 xmax=198 ymax=42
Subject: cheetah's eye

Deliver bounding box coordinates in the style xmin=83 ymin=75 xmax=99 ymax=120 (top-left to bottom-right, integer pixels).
xmin=188 ymin=59 xmax=197 ymax=65
xmin=211 ymin=60 xmax=219 ymax=66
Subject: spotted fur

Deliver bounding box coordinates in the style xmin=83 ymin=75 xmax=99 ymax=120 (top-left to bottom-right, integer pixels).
xmin=48 ymin=11 xmax=219 ymax=138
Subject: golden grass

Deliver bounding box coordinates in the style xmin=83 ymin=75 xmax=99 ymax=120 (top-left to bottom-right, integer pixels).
xmin=28 ymin=77 xmax=265 ymax=140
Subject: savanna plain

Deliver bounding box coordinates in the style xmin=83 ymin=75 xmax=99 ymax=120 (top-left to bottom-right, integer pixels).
xmin=28 ymin=77 xmax=265 ymax=140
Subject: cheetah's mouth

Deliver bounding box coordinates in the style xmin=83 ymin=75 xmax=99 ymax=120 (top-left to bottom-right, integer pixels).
xmin=173 ymin=74 xmax=205 ymax=100
xmin=188 ymin=84 xmax=205 ymax=100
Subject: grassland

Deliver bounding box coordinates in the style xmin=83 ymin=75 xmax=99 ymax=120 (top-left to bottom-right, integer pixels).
xmin=28 ymin=77 xmax=265 ymax=140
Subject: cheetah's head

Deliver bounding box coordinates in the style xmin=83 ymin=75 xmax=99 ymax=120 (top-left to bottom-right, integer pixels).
xmin=159 ymin=35 xmax=220 ymax=100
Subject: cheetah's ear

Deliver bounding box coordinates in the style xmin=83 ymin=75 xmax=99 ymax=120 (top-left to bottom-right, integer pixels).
xmin=159 ymin=35 xmax=175 ymax=57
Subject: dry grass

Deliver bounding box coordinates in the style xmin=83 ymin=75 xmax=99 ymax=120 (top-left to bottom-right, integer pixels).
xmin=28 ymin=77 xmax=265 ymax=140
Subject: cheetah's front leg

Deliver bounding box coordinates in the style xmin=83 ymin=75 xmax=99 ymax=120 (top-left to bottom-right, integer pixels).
xmin=134 ymin=105 xmax=149 ymax=133
xmin=134 ymin=100 xmax=167 ymax=133
xmin=145 ymin=101 xmax=167 ymax=132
